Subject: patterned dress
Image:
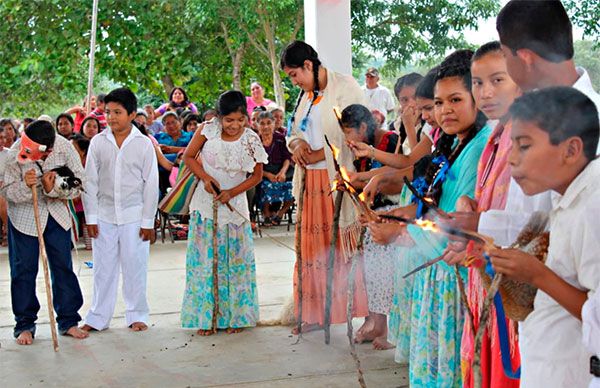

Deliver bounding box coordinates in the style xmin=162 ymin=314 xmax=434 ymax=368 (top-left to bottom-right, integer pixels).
xmin=181 ymin=121 xmax=268 ymax=329
xmin=404 ymin=125 xmax=491 ymax=387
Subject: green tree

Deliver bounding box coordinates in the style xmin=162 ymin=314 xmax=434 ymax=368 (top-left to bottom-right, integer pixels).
xmin=574 ymin=40 xmax=600 ymax=90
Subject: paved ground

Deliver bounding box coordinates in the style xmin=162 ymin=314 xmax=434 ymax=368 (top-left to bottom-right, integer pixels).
xmin=0 ymin=227 xmax=408 ymax=387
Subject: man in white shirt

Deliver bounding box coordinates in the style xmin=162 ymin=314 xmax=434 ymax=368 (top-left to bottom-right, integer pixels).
xmin=82 ymin=87 xmax=159 ymax=333
xmin=363 ymin=67 xmax=395 ymax=116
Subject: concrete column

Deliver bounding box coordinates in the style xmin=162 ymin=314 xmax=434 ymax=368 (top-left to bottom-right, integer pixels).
xmin=304 ymin=0 xmax=352 ymax=75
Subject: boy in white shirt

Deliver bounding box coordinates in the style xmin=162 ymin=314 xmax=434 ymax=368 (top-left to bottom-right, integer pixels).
xmin=82 ymin=87 xmax=159 ymax=332
xmin=490 ymin=87 xmax=600 ymax=387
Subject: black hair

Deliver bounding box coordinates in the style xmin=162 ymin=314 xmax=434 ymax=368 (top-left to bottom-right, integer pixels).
xmin=70 ymin=133 xmax=90 ymax=155
xmin=422 ymin=49 xmax=486 ymax=206
xmin=393 ymin=72 xmax=423 ymax=98
xmin=340 ymin=104 xmax=379 ymax=146
xmin=258 ymin=111 xmax=274 ymax=121
xmin=182 ymin=113 xmax=199 ymax=131
xmin=177 ymin=107 xmax=191 ymax=119
xmin=25 ymin=120 xmax=56 ymax=149
xmin=104 ymin=87 xmax=137 ymax=115
xmin=253 ymin=106 xmax=267 ymax=113
xmin=280 ymin=40 xmax=322 ymax=130
xmin=472 ymin=41 xmax=502 ymax=63
xmin=496 ymin=0 xmax=573 ymax=62
xmin=56 ymin=113 xmax=74 ymax=128
xmin=415 ymin=67 xmax=439 ymax=100
xmin=0 ymin=118 xmax=16 ymax=131
xmin=216 ymin=90 xmax=247 ymax=117
xmin=168 ymin=87 xmax=191 ymax=108
xmin=80 ymin=116 xmax=101 ymax=135
xmin=510 ymin=87 xmax=599 ymax=160
xmin=96 ymin=93 xmax=107 ymax=103
xmin=135 ymin=122 xmax=149 ymax=137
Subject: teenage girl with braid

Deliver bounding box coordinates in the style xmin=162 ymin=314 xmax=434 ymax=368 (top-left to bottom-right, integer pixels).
xmin=280 ymin=40 xmax=368 ymax=334
xmin=370 ymin=50 xmax=491 ymax=386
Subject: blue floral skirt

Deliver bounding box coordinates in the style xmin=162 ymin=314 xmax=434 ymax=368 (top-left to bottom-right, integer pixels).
xmin=258 ymin=180 xmax=293 ymax=206
xmin=181 ymin=211 xmax=259 ymax=329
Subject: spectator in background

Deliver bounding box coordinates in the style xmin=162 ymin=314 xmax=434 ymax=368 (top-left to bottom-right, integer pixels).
xmin=154 ymin=87 xmax=198 ymax=117
xmin=269 ymin=106 xmax=286 ymax=136
xmin=246 ymin=82 xmax=273 ymax=117
xmin=250 ymin=106 xmax=266 ymax=133
xmin=370 ymin=109 xmax=387 ymax=129
xmin=89 ymin=93 xmax=108 ymax=131
xmin=203 ymin=109 xmax=217 ymax=122
xmin=134 ymin=109 xmax=147 ymax=128
xmin=182 ymin=114 xmax=200 ymax=133
xmin=80 ymin=116 xmax=100 ymax=139
xmin=143 ymin=104 xmax=164 ymax=135
xmin=0 ymin=125 xmax=10 ymax=246
xmin=66 ymin=95 xmax=97 ymax=132
xmin=155 ymin=112 xmax=192 ymax=195
xmin=257 ymin=111 xmax=293 ymax=226
xmin=0 ymin=118 xmax=18 ymax=148
xmin=56 ymin=113 xmax=75 ymax=138
xmin=21 ymin=118 xmax=35 ymax=132
xmin=363 ymin=67 xmax=395 ymax=116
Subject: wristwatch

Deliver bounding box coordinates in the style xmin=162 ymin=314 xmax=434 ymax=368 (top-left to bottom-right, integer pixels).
xmin=591 ymin=356 xmax=600 ymax=378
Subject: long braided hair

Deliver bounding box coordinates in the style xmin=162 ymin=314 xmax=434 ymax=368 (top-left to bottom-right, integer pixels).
xmin=419 ymin=49 xmax=487 ymax=208
xmin=280 ymin=41 xmax=322 ymax=133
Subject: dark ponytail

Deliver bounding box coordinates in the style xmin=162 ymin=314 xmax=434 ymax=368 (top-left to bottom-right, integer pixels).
xmin=340 ymin=104 xmax=378 ymax=145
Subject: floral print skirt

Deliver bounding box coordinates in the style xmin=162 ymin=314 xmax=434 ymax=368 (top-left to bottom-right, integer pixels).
xmin=181 ymin=211 xmax=259 ymax=329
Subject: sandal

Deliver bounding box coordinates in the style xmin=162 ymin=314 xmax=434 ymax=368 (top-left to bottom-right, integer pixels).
xmin=272 ymin=215 xmax=281 ymax=226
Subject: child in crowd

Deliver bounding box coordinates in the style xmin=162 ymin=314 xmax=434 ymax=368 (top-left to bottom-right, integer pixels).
xmin=81 ymin=116 xmax=100 ymax=139
xmin=2 ymin=120 xmax=88 ymax=344
xmin=490 ymin=87 xmax=600 ymax=388
xmin=89 ymin=93 xmax=107 ymax=131
xmin=82 ymin=87 xmax=159 ymax=332
xmin=181 ymin=90 xmax=267 ymax=335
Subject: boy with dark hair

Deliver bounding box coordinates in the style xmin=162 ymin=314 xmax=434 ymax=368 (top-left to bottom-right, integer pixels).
xmin=90 ymin=93 xmax=108 ymax=131
xmin=496 ymin=0 xmax=600 ymax=127
xmin=1 ymin=120 xmax=88 ymax=345
xmin=490 ymin=87 xmax=600 ymax=387
xmin=82 ymin=87 xmax=158 ymax=332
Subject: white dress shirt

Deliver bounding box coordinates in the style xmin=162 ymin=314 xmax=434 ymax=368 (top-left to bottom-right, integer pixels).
xmin=83 ymin=126 xmax=159 ymax=229
xmin=363 ymin=84 xmax=395 ymax=115
xmin=583 ymin=286 xmax=600 ymax=388
xmin=519 ymin=159 xmax=600 ymax=388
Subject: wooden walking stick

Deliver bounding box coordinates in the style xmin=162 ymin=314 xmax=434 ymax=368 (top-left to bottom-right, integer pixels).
xmin=31 ymin=187 xmax=59 ymax=352
xmin=211 ymin=199 xmax=219 ymax=334
xmin=324 ymin=190 xmax=344 ymax=345
xmin=346 ymin=230 xmax=367 ymax=388
xmin=293 ymin=173 xmax=306 ymax=342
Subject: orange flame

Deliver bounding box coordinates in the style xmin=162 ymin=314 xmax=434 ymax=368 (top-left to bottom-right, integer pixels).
xmin=331 ymin=143 xmax=341 ymax=160
xmin=415 ymin=219 xmax=439 ymax=232
xmin=333 ymin=106 xmax=342 ymax=120
xmin=340 ymin=166 xmax=351 ymax=182
xmin=423 ymin=197 xmax=434 ymax=204
xmin=358 ymin=191 xmax=367 ymax=202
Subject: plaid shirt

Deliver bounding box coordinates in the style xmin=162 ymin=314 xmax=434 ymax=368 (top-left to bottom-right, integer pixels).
xmin=0 ymin=136 xmax=85 ymax=237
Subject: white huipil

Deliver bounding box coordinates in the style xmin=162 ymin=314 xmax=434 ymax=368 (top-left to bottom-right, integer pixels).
xmin=82 ymin=126 xmax=159 ymax=329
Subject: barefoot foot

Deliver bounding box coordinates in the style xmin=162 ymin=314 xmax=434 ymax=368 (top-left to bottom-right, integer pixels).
xmin=291 ymin=323 xmax=323 ymax=335
xmin=354 ymin=317 xmax=375 ymax=344
xmin=373 ymin=335 xmax=395 ymax=350
xmin=16 ymin=331 xmax=34 ymax=345
xmin=80 ymin=324 xmax=99 ymax=332
xmin=196 ymin=329 xmax=215 ymax=336
xmin=129 ymin=322 xmax=148 ymax=332
xmin=65 ymin=326 xmax=89 ymax=339
xmin=226 ymin=328 xmax=243 ymax=334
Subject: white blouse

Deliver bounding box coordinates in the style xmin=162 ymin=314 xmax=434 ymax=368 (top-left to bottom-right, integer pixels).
xmin=189 ymin=120 xmax=268 ymax=225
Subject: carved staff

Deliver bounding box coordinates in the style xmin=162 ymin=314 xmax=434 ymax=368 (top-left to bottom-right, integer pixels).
xmin=347 ymin=230 xmax=367 ymax=388
xmin=211 ymin=199 xmax=219 ymax=334
xmin=294 ymin=173 xmax=306 ymax=341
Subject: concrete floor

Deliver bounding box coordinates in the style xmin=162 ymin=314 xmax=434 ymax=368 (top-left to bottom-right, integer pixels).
xmin=0 ymin=227 xmax=408 ymax=387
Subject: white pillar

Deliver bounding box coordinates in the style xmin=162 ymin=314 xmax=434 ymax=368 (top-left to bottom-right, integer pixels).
xmin=304 ymin=0 xmax=352 ymax=75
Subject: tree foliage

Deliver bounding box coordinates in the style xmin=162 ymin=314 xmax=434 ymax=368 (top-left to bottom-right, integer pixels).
xmin=0 ymin=0 xmax=598 ymax=117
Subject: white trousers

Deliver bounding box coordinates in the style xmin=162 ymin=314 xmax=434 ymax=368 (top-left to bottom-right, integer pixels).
xmin=85 ymin=220 xmax=150 ymax=330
